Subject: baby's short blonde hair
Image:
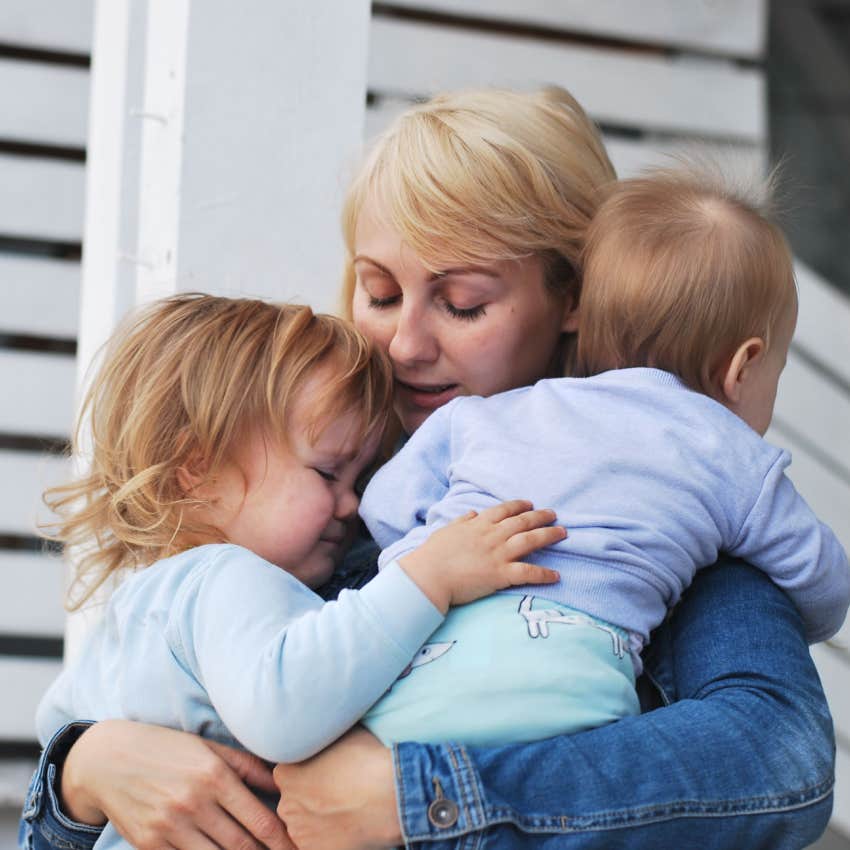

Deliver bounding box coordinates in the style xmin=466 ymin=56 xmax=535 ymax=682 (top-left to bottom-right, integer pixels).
xmin=575 ymin=167 xmax=797 ymax=397
xmin=46 ymin=294 xmax=392 ymax=609
xmin=341 ymin=86 xmax=616 ymax=327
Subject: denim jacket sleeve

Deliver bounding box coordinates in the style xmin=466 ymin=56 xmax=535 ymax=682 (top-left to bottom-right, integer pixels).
xmin=18 ymin=722 xmax=103 ymax=850
xmin=392 ymin=558 xmax=835 ymax=850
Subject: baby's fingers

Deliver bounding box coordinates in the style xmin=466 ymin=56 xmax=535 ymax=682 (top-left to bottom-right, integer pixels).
xmin=475 ymin=499 xmax=534 ymax=524
xmin=503 ymin=562 xmax=560 ymax=587
xmin=506 ymin=524 xmax=567 ymax=559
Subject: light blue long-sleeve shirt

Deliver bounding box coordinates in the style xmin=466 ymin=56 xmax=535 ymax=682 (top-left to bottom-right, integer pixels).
xmin=36 ymin=544 xmax=443 ymax=764
xmin=361 ymin=368 xmax=850 ymax=661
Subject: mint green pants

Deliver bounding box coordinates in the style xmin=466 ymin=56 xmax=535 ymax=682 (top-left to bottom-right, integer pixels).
xmin=364 ymin=593 xmax=639 ymax=746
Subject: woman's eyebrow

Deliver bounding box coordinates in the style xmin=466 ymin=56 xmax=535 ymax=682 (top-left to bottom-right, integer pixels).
xmin=352 ymin=255 xmax=393 ymax=275
xmin=431 ymin=266 xmax=500 ymax=281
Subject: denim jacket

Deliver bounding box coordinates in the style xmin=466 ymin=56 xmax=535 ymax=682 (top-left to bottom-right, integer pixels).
xmin=20 ymin=554 xmax=835 ymax=850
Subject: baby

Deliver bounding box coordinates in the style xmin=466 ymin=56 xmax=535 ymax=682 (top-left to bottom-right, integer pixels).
xmin=360 ymin=167 xmax=850 ymax=746
xmin=35 ymin=295 xmax=564 ymax=850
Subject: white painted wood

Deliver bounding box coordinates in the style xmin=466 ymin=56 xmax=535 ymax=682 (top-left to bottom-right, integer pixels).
xmin=775 ymin=352 xmax=850 ymax=475
xmin=368 ymin=17 xmax=765 ymax=142
xmin=0 ymin=451 xmax=68 ymax=537
xmin=0 ymin=0 xmax=93 ymax=54
xmin=0 ymin=351 xmax=75 ymax=438
xmin=795 ymin=261 xmax=850 ymax=388
xmin=0 ymin=155 xmax=84 ymax=242
xmin=377 ymin=0 xmax=766 ymax=59
xmin=131 ymin=1 xmax=372 ymax=310
xmin=0 ymin=657 xmax=61 ymax=741
xmin=0 ymin=59 xmax=88 ymax=148
xmin=0 ymin=551 xmax=65 ymax=636
xmin=0 ymin=255 xmax=79 ymax=338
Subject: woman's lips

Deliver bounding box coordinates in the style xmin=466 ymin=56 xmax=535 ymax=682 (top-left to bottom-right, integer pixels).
xmin=395 ymin=380 xmax=461 ymax=410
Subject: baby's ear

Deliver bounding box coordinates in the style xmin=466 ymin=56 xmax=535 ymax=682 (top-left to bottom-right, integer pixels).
xmin=720 ymin=337 xmax=766 ymax=405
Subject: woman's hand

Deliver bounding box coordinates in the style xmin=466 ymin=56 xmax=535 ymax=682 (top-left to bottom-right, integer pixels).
xmin=62 ymin=720 xmax=294 ymax=850
xmin=399 ymin=499 xmax=565 ymax=612
xmin=274 ymin=727 xmax=401 ymax=850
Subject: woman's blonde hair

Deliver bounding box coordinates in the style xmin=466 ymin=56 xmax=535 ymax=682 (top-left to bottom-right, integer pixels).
xmin=341 ymin=86 xmax=616 ymax=370
xmin=46 ymin=294 xmax=392 ymax=610
xmin=575 ymin=167 xmax=797 ymax=397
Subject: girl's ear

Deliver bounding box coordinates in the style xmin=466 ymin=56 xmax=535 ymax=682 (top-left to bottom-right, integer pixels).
xmin=720 ymin=337 xmax=765 ymax=404
xmin=176 ymin=454 xmax=209 ymax=496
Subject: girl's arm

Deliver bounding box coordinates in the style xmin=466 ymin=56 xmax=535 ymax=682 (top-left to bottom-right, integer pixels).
xmin=274 ymin=557 xmax=835 ymax=849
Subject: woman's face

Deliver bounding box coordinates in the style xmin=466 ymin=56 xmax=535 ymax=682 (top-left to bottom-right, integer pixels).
xmin=351 ymin=198 xmax=575 ymax=433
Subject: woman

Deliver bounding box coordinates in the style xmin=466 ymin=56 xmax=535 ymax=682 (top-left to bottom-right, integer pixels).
xmin=20 ymin=87 xmax=835 ymax=850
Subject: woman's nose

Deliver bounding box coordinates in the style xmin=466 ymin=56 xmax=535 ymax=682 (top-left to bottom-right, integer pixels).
xmin=388 ymin=306 xmax=439 ymax=366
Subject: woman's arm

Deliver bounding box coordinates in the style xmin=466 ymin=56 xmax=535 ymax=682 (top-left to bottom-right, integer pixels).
xmin=19 ymin=721 xmax=294 ymax=850
xmin=274 ymin=557 xmax=835 ymax=849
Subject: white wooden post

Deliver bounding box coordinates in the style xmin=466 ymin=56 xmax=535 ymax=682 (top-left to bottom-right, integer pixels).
xmin=67 ymin=0 xmax=371 ymax=657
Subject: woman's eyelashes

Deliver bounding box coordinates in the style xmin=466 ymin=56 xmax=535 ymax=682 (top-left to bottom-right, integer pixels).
xmin=365 ymin=289 xmax=486 ymax=321
xmin=313 ymin=468 xmax=338 ymax=483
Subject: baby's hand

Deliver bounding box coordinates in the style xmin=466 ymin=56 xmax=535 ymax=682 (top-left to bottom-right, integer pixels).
xmin=398 ymin=500 xmax=565 ymax=614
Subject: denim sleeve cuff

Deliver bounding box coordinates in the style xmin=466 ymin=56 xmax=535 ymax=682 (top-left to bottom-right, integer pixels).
xmin=19 ymin=721 xmax=104 ymax=850
xmin=392 ymin=741 xmax=487 ymax=849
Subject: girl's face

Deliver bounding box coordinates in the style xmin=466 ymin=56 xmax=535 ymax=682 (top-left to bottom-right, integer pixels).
xmin=201 ymin=375 xmax=380 ymax=588
xmin=351 ymin=198 xmax=577 ymax=433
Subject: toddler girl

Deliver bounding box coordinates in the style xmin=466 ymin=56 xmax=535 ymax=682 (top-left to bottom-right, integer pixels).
xmin=35 ymin=294 xmax=564 ymax=850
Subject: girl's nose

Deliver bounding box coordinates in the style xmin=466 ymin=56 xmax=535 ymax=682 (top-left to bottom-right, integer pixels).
xmin=388 ymin=306 xmax=439 ymax=366
xmin=334 ymin=486 xmax=360 ymax=522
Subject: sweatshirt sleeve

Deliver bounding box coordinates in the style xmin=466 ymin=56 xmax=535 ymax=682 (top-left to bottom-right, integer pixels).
xmin=359 ymin=401 xmax=457 ymax=567
xmin=170 ymin=547 xmax=443 ymax=763
xmin=730 ymin=450 xmax=850 ymax=643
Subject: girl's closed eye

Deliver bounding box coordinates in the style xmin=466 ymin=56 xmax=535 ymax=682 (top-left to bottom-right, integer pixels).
xmin=313 ymin=468 xmax=338 ymax=483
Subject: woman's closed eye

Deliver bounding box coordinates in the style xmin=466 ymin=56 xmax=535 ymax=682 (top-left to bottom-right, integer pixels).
xmin=313 ymin=468 xmax=338 ymax=483
xmin=442 ymin=300 xmax=486 ymax=321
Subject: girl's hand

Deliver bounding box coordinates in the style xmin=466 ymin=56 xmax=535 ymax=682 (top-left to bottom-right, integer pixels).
xmin=398 ymin=499 xmax=565 ymax=613
xmin=274 ymin=727 xmax=400 ymax=850
xmin=61 ymin=720 xmax=294 ymax=850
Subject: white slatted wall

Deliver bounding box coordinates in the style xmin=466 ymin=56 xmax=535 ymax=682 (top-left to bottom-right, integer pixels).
xmin=0 ymin=1 xmax=847 ymax=846
xmin=0 ymin=1 xmax=92 ymax=834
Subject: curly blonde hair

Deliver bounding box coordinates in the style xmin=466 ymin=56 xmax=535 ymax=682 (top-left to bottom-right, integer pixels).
xmin=45 ymin=294 xmax=392 ymax=610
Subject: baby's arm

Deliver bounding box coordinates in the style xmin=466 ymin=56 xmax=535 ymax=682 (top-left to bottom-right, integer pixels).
xmin=731 ymin=450 xmax=850 ymax=642
xmin=179 ymin=507 xmax=561 ymax=764
xmin=360 ymin=399 xmax=457 ymax=563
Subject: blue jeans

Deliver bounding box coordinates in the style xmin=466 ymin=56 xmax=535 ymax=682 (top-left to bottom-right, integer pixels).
xmin=19 ymin=558 xmax=834 ymax=850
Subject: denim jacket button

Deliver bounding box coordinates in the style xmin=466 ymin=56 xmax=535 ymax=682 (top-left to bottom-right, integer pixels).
xmin=427 ymin=798 xmax=459 ymax=828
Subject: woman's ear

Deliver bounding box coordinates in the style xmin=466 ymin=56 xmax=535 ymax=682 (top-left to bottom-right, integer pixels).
xmin=720 ymin=337 xmax=765 ymax=404
xmin=560 ymin=296 xmax=580 ymax=333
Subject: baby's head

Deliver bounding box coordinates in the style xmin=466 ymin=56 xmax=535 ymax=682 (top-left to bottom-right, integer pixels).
xmin=49 ymin=294 xmax=393 ymax=607
xmin=576 ymin=166 xmax=797 ymax=434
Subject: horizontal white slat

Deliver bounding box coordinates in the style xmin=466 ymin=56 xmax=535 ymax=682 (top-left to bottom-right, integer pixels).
xmin=0 ymin=58 xmax=89 ymax=148
xmin=0 ymin=0 xmax=93 ymax=54
xmin=0 ymin=350 xmax=75 ymax=438
xmin=0 ymin=656 xmax=60 ymax=741
xmin=0 ymin=451 xmax=69 ymax=536
xmin=0 ymin=551 xmax=65 ymax=636
xmin=795 ymin=261 xmax=850 ymax=388
xmin=378 ymin=1 xmax=766 ymax=59
xmin=775 ymin=352 xmax=850 ymax=475
xmin=0 ymin=154 xmax=85 ymax=242
xmin=368 ymin=18 xmax=765 ymax=141
xmin=0 ymin=255 xmax=80 ymax=338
